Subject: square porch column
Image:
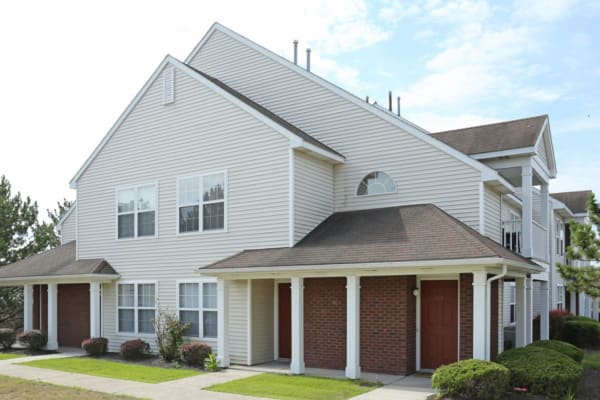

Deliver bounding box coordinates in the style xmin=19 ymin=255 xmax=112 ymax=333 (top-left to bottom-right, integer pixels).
xmin=540 ymin=281 xmax=549 ymax=340
xmin=89 ymin=282 xmax=101 ymax=338
xmin=217 ymin=279 xmax=230 ymax=367
xmin=521 ymin=165 xmax=533 ymax=258
xmin=515 ymin=278 xmax=526 ymax=347
xmin=345 ymin=275 xmax=360 ymax=379
xmin=525 ymin=278 xmax=533 ymax=344
xmin=47 ymin=283 xmax=58 ymax=350
xmin=23 ymin=284 xmax=33 ymax=332
xmin=472 ymin=271 xmax=487 ymax=360
xmin=290 ymin=276 xmax=305 ymax=374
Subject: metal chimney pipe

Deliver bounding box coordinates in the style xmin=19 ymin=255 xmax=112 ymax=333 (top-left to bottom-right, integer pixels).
xmin=397 ymin=96 xmax=401 ymax=117
xmin=388 ymin=91 xmax=392 ymax=112
xmin=293 ymin=40 xmax=298 ymax=65
xmin=365 ymin=95 xmax=369 ymax=103
xmin=306 ymin=48 xmax=311 ymax=72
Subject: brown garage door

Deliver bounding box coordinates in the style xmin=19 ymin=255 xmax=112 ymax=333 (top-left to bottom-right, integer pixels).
xmin=57 ymin=284 xmax=90 ymax=347
xmin=420 ymin=280 xmax=458 ymax=369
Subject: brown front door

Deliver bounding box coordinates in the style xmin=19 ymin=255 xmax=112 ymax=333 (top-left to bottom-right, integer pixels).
xmin=278 ymin=283 xmax=291 ymax=359
xmin=57 ymin=284 xmax=90 ymax=347
xmin=420 ymin=280 xmax=458 ymax=369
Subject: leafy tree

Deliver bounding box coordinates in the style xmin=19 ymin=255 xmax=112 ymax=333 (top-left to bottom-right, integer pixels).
xmin=557 ymin=192 xmax=600 ymax=298
xmin=0 ymin=175 xmax=72 ymax=327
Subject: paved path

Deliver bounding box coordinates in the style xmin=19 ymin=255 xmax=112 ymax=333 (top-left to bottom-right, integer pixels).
xmin=0 ymin=353 xmax=435 ymax=400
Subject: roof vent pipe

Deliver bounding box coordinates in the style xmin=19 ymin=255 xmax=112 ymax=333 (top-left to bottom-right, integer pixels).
xmin=397 ymin=96 xmax=401 ymax=117
xmin=365 ymin=95 xmax=369 ymax=103
xmin=306 ymin=48 xmax=311 ymax=72
xmin=293 ymin=40 xmax=298 ymax=65
xmin=388 ymin=91 xmax=392 ymax=112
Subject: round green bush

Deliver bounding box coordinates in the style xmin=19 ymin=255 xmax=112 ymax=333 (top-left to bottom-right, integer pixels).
xmin=561 ymin=320 xmax=600 ymax=349
xmin=17 ymin=330 xmax=47 ymax=351
xmin=0 ymin=328 xmax=16 ymax=350
xmin=497 ymin=346 xmax=583 ymax=399
xmin=432 ymin=359 xmax=510 ymax=400
xmin=527 ymin=340 xmax=584 ymax=363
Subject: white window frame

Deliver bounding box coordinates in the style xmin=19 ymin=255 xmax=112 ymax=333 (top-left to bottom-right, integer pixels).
xmin=557 ymin=285 xmax=564 ymax=311
xmin=176 ymin=278 xmax=218 ymax=340
xmin=116 ymin=280 xmax=158 ymax=336
xmin=115 ymin=183 xmax=158 ymax=240
xmin=555 ymin=219 xmax=564 ymax=256
xmin=176 ymin=170 xmax=228 ymax=235
xmin=354 ymin=171 xmax=397 ymax=198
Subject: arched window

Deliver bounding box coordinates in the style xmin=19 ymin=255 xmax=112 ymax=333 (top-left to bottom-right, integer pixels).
xmin=356 ymin=171 xmax=396 ymax=196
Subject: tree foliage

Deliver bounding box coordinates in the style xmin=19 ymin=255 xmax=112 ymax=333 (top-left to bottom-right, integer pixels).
xmin=557 ymin=192 xmax=600 ymax=298
xmin=0 ymin=175 xmax=72 ymax=327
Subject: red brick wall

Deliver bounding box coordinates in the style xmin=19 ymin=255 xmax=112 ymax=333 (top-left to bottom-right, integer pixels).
xmin=459 ymin=273 xmax=473 ymax=360
xmin=360 ymin=276 xmax=416 ymax=375
xmin=304 ymin=278 xmax=346 ymax=370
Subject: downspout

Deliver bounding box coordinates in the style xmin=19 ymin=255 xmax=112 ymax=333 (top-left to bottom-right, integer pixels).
xmin=486 ymin=264 xmax=508 ymax=360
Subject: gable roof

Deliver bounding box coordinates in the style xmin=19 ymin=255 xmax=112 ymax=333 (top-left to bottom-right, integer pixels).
xmin=56 ymin=201 xmax=76 ymax=228
xmin=184 ymin=23 xmax=514 ymax=190
xmin=69 ymin=55 xmax=343 ymax=188
xmin=201 ymin=204 xmax=540 ymax=272
xmin=551 ymin=190 xmax=592 ymax=214
xmin=432 ymin=115 xmax=548 ymax=156
xmin=0 ymin=241 xmax=117 ymax=280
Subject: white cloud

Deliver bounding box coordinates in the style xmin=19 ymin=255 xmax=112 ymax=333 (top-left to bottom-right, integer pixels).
xmin=513 ymin=0 xmax=578 ymax=22
xmin=414 ymin=29 xmax=436 ymax=40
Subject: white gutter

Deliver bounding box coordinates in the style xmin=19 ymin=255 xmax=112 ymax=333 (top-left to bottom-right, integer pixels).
xmin=486 ymin=264 xmax=508 ymax=359
xmin=0 ymin=273 xmax=120 ymax=286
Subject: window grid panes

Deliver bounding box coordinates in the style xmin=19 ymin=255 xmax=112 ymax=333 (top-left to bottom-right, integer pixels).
xmin=356 ymin=171 xmax=396 ymax=196
xmin=178 ymin=282 xmax=218 ymax=339
xmin=117 ymin=283 xmax=156 ymax=334
xmin=178 ymin=173 xmax=225 ymax=233
xmin=117 ymin=184 xmax=156 ymax=239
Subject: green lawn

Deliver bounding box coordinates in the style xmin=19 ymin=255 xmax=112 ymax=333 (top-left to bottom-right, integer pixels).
xmin=21 ymin=357 xmax=201 ymax=383
xmin=0 ymin=354 xmax=24 ymax=360
xmin=583 ymin=351 xmax=600 ymax=370
xmin=0 ymin=375 xmax=142 ymax=399
xmin=206 ymin=373 xmax=379 ymax=400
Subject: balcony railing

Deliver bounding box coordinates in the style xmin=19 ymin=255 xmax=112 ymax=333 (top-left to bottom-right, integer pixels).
xmin=502 ymin=220 xmax=522 ymax=253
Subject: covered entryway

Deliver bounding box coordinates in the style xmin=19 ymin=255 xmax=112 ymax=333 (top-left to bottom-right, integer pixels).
xmin=420 ymin=280 xmax=458 ymax=369
xmin=278 ymin=283 xmax=291 ymax=359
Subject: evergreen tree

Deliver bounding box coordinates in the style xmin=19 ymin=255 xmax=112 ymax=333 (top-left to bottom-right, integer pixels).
xmin=557 ymin=192 xmax=600 ymax=298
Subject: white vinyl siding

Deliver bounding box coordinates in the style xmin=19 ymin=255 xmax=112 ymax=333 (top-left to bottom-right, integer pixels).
xmin=536 ymin=136 xmax=549 ymax=168
xmin=250 ymin=279 xmax=274 ymax=365
xmin=189 ymin=29 xmax=482 ymax=230
xmin=78 ymin=65 xmax=290 ymax=353
xmin=227 ymin=280 xmax=248 ymax=365
xmin=293 ymin=150 xmax=334 ymax=243
xmin=59 ymin=207 xmax=76 ymax=244
xmin=484 ymin=185 xmax=502 ymax=243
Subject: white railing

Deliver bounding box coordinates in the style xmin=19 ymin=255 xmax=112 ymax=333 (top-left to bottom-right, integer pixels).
xmin=532 ymin=221 xmax=548 ymax=263
xmin=502 ymin=220 xmax=522 ymax=253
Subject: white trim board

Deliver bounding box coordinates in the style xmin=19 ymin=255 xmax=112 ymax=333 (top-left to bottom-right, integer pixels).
xmin=185 ymin=22 xmax=512 ymax=185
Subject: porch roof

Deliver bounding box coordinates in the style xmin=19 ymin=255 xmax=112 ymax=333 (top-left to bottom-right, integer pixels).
xmin=0 ymin=241 xmax=117 ymax=280
xmin=551 ymin=190 xmax=592 ymax=214
xmin=201 ymin=204 xmax=540 ymax=272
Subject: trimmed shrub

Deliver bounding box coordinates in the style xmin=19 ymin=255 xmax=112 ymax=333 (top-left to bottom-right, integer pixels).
xmin=119 ymin=339 xmax=150 ymax=360
xmin=549 ymin=309 xmax=571 ymax=339
xmin=497 ymin=346 xmax=583 ymax=399
xmin=0 ymin=328 xmax=16 ymax=350
xmin=432 ymin=359 xmax=509 ymax=400
xmin=561 ymin=319 xmax=600 ymax=349
xmin=81 ymin=337 xmax=108 ymax=356
xmin=180 ymin=342 xmax=212 ymax=367
xmin=153 ymin=310 xmax=189 ymax=362
xmin=528 ymin=340 xmax=584 ymax=363
xmin=17 ymin=330 xmax=48 ymax=351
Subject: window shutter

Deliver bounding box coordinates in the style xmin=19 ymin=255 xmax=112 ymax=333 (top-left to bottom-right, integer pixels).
xmin=163 ymin=67 xmax=175 ymax=104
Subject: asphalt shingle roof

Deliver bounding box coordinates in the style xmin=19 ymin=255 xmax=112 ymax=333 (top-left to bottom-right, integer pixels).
xmin=551 ymin=190 xmax=592 ymax=214
xmin=202 ymin=204 xmax=537 ymax=270
xmin=431 ymin=115 xmax=547 ymax=155
xmin=0 ymin=241 xmax=117 ymax=279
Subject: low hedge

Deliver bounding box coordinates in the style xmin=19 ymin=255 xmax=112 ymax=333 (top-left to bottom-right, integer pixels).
xmin=561 ymin=319 xmax=600 ymax=349
xmin=0 ymin=328 xmax=16 ymax=350
xmin=527 ymin=340 xmax=584 ymax=363
xmin=81 ymin=337 xmax=108 ymax=356
xmin=17 ymin=330 xmax=47 ymax=351
xmin=432 ymin=359 xmax=509 ymax=400
xmin=119 ymin=339 xmax=150 ymax=360
xmin=180 ymin=342 xmax=212 ymax=368
xmin=497 ymin=346 xmax=583 ymax=399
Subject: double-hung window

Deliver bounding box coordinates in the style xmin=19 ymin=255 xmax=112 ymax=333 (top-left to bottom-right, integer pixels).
xmin=557 ymin=285 xmax=564 ymax=310
xmin=178 ymin=172 xmax=226 ymax=233
xmin=117 ymin=184 xmax=157 ymax=239
xmin=556 ymin=220 xmax=564 ymax=256
xmin=118 ymin=282 xmax=156 ymax=334
xmin=178 ymin=281 xmax=218 ymax=339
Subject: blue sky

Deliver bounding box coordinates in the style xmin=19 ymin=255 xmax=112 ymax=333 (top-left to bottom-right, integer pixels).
xmin=0 ymin=0 xmax=598 ymax=214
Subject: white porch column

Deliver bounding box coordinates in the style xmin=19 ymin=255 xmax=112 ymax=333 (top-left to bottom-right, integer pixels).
xmin=515 ymin=278 xmax=527 ymax=347
xmin=47 ymin=283 xmax=58 ymax=350
xmin=472 ymin=271 xmax=487 ymax=360
xmin=521 ymin=165 xmax=533 ymax=258
xmin=89 ymin=282 xmax=101 ymax=338
xmin=570 ymin=291 xmax=577 ymax=314
xmin=23 ymin=284 xmax=34 ymax=332
xmin=217 ymin=279 xmax=230 ymax=367
xmin=290 ymin=277 xmax=305 ymax=374
xmin=540 ymin=281 xmax=549 ymax=340
xmin=578 ymin=292 xmax=586 ymax=317
xmin=345 ymin=275 xmax=360 ymax=379
xmin=525 ymin=278 xmax=533 ymax=344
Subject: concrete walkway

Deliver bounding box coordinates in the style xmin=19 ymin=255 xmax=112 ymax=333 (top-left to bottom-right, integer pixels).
xmin=0 ymin=353 xmax=435 ymax=400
